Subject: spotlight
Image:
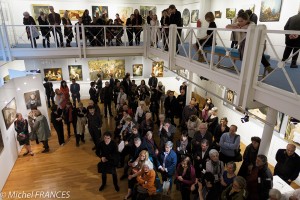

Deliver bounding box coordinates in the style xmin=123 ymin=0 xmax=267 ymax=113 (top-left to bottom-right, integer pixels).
xmin=241 ymin=114 xmax=249 ymax=123
xmin=200 ymin=76 xmax=209 ymax=81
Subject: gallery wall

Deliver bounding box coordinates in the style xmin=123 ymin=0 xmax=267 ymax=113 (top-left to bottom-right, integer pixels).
xmin=189 ymin=72 xmax=300 ymax=185
xmin=0 ymin=60 xmax=26 ymax=86
xmin=210 ymin=0 xmax=300 ymax=58
xmin=0 ymin=74 xmax=49 ymax=192
xmin=23 ymin=56 xmax=183 ymax=98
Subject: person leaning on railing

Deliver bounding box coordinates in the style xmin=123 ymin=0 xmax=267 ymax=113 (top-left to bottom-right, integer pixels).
xmin=38 ymin=11 xmax=51 ymax=48
xmin=226 ymin=12 xmax=273 ymax=75
xmin=48 ymin=6 xmax=64 ymax=47
xmin=62 ymin=10 xmax=74 ymax=47
xmin=23 ymin=11 xmax=38 ymax=48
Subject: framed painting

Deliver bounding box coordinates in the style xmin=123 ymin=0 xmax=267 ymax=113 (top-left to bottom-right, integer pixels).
xmin=118 ymin=7 xmax=133 ymax=25
xmin=132 ymin=64 xmax=143 ymax=77
xmin=68 ymin=65 xmax=83 ymax=81
xmin=215 ymin=11 xmax=222 ymax=18
xmin=32 ymin=4 xmax=50 ymax=23
xmin=24 ymin=90 xmax=42 ymax=110
xmin=92 ymin=6 xmax=108 ymax=18
xmin=2 ymin=98 xmax=17 ymax=130
xmin=140 ymin=6 xmax=156 ymax=24
xmin=88 ymin=59 xmax=125 ymax=81
xmin=44 ymin=68 xmax=63 ymax=81
xmin=59 ymin=10 xmax=84 ymax=21
xmin=3 ymin=75 xmax=10 ymax=84
xmin=191 ymin=10 xmax=199 ymax=23
xmin=225 ymin=89 xmax=234 ymax=103
xmin=0 ymin=129 xmax=3 ymax=155
xmin=152 ymin=61 xmax=164 ymax=77
xmin=226 ymin=8 xmax=236 ymax=19
xmin=182 ymin=9 xmax=190 ymax=26
xmin=260 ymin=0 xmax=282 ymax=22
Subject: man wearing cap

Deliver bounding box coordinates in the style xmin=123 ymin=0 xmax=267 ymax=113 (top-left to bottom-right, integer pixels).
xmin=70 ymin=78 xmax=80 ymax=107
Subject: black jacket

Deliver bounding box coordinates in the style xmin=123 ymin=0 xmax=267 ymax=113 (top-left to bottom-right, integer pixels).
xmin=169 ymin=10 xmax=182 ymax=27
xmin=38 ymin=16 xmax=51 ymax=36
xmin=274 ymin=149 xmax=300 ymax=182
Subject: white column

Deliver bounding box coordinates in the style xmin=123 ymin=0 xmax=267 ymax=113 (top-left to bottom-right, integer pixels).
xmin=258 ymin=107 xmax=278 ymax=155
xmin=185 ymin=71 xmax=193 ymax=105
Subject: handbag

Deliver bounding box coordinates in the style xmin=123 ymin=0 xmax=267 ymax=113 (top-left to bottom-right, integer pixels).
xmin=162 ymin=179 xmax=170 ymax=195
xmin=17 ymin=133 xmax=27 ymax=142
xmin=31 ymin=26 xmax=40 ymax=39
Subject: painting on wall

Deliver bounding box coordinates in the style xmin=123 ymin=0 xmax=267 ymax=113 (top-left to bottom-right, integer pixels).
xmin=59 ymin=10 xmax=85 ymax=21
xmin=0 ymin=129 xmax=4 ymax=155
xmin=44 ymin=68 xmax=63 ymax=81
xmin=259 ymin=0 xmax=282 ymax=22
xmin=88 ymin=59 xmax=125 ymax=81
xmin=285 ymin=117 xmax=300 ymax=144
xmin=225 ymin=89 xmax=234 ymax=103
xmin=152 ymin=61 xmax=164 ymax=77
xmin=248 ymin=108 xmax=284 ymax=132
xmin=32 ymin=4 xmax=50 ymax=22
xmin=140 ymin=6 xmax=156 ymax=24
xmin=3 ymin=75 xmax=10 ymax=84
xmin=2 ymin=98 xmax=17 ymax=130
xmin=68 ymin=65 xmax=83 ymax=81
xmin=215 ymin=11 xmax=222 ymax=18
xmin=226 ymin=8 xmax=236 ymax=19
xmin=132 ymin=64 xmax=143 ymax=77
xmin=118 ymin=7 xmax=133 ymax=25
xmin=182 ymin=9 xmax=190 ymax=26
xmin=92 ymin=6 xmax=108 ymax=18
xmin=191 ymin=10 xmax=199 ymax=23
xmin=24 ymin=90 xmax=42 ymax=110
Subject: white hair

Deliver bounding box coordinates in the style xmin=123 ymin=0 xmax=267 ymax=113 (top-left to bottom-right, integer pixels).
xmin=269 ymin=189 xmax=281 ymax=200
xmin=23 ymin=11 xmax=30 ymax=16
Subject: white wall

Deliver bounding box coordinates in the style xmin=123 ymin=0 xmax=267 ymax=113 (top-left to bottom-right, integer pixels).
xmin=0 ymin=60 xmax=26 ymax=86
xmin=0 ymin=74 xmax=49 ymax=192
xmin=190 ymin=72 xmax=300 ymax=185
xmin=210 ymin=0 xmax=300 ymax=59
xmin=23 ymin=57 xmax=182 ymax=98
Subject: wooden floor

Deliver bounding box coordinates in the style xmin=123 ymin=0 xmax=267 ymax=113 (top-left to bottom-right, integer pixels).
xmin=2 ymin=100 xmax=299 ymax=200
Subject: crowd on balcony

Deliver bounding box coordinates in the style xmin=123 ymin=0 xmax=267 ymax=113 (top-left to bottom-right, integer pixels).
xmin=14 ymin=69 xmax=300 ymax=200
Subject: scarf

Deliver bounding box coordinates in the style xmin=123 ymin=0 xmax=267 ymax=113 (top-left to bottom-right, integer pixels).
xmin=211 ymin=160 xmax=220 ymax=176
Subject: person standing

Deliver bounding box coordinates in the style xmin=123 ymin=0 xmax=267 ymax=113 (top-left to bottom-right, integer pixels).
xmin=169 ymin=4 xmax=182 ymax=53
xmin=89 ymin=81 xmax=98 ymax=104
xmin=147 ymin=10 xmax=153 ymax=25
xmin=14 ymin=113 xmax=34 ymax=156
xmin=33 ymin=110 xmax=51 ymax=153
xmin=87 ymin=105 xmax=102 ymax=150
xmin=97 ymin=132 xmax=120 ymax=192
xmin=164 ymin=91 xmax=178 ymax=126
xmin=38 ymin=11 xmax=51 ymax=48
xmin=48 ymin=6 xmax=64 ymax=47
xmin=102 ymin=81 xmax=113 ymax=118
xmin=148 ymin=73 xmax=158 ymax=89
xmin=63 ymin=102 xmax=75 ymax=139
xmin=274 ymin=144 xmax=300 ymax=184
xmin=23 ymin=11 xmax=37 ymax=48
xmin=281 ymin=12 xmax=300 ymax=68
xmin=62 ymin=10 xmax=74 ymax=47
xmin=50 ymin=104 xmax=65 ymax=146
xmin=132 ymin=9 xmax=143 ymax=46
xmin=160 ymin=9 xmax=170 ymax=51
xmin=60 ymin=80 xmax=70 ymax=103
xmin=126 ymin=14 xmax=134 ymax=46
xmin=70 ymin=78 xmax=80 ymax=107
xmin=76 ymin=102 xmax=87 ymax=147
xmin=219 ymin=125 xmax=240 ymax=164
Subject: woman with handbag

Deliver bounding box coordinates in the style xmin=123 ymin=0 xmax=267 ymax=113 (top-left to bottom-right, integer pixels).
xmin=14 ymin=113 xmax=34 ymax=156
xmin=23 ymin=11 xmax=38 ymax=48
xmin=175 ymin=156 xmax=196 ymax=200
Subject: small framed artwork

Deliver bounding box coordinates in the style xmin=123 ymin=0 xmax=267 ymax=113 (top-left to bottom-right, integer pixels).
xmin=68 ymin=65 xmax=83 ymax=81
xmin=226 ymin=89 xmax=234 ymax=103
xmin=132 ymin=64 xmax=143 ymax=77
xmin=191 ymin=10 xmax=199 ymax=23
xmin=215 ymin=11 xmax=221 ymax=18
xmin=182 ymin=8 xmax=190 ymax=26
xmin=2 ymin=98 xmax=17 ymax=130
xmin=259 ymin=0 xmax=282 ymax=22
xmin=226 ymin=8 xmax=236 ymax=19
xmin=44 ymin=68 xmax=63 ymax=81
xmin=152 ymin=61 xmax=164 ymax=77
xmin=24 ymin=90 xmax=42 ymax=110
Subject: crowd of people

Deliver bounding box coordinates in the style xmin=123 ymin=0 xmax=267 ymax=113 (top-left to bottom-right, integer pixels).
xmin=22 ymin=4 xmax=183 ymax=49
xmin=13 ymin=67 xmax=300 ymax=200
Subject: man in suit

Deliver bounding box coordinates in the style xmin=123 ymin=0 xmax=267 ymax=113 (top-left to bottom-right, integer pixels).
xmin=157 ymin=141 xmax=177 ymax=192
xmin=70 ymin=78 xmax=80 ymax=107
xmin=43 ymin=77 xmax=54 ymax=108
xmin=48 ymin=6 xmax=64 ymax=47
xmin=169 ymin=4 xmax=182 ymax=53
xmin=102 ymin=81 xmax=113 ymax=118
xmin=192 ymin=123 xmax=213 ymax=153
xmin=193 ymin=139 xmax=210 ymax=178
xmin=274 ymin=144 xmax=300 ymax=184
xmin=164 ymin=91 xmax=178 ymax=126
